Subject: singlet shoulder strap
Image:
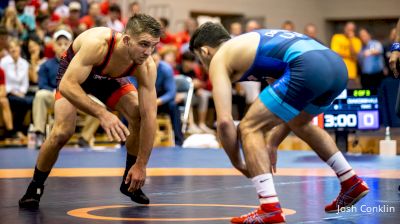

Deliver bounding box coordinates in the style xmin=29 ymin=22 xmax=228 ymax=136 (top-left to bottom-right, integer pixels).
xmin=97 ymin=29 xmax=117 ymax=73
xmin=124 ymin=63 xmax=138 ymax=76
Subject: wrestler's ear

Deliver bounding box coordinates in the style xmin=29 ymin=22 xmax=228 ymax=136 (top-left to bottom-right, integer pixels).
xmin=199 ymin=46 xmax=209 ymax=56
xmin=122 ymin=35 xmax=131 ymax=46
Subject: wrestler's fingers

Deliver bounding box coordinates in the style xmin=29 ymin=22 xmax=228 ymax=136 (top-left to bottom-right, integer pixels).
xmin=110 ymin=128 xmax=121 ymax=142
xmin=105 ymin=128 xmax=114 ymax=141
xmin=114 ymin=125 xmax=126 ymax=142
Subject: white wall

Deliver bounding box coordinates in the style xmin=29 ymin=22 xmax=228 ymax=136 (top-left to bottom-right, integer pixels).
xmin=119 ymin=0 xmax=400 ymax=43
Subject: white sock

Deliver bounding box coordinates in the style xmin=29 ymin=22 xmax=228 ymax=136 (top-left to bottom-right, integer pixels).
xmin=252 ymin=173 xmax=279 ymax=204
xmin=326 ymin=152 xmax=356 ymax=182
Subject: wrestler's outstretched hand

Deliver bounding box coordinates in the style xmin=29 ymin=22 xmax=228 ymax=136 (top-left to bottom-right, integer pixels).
xmin=125 ymin=163 xmax=146 ymax=192
xmin=99 ymin=110 xmax=130 ymax=142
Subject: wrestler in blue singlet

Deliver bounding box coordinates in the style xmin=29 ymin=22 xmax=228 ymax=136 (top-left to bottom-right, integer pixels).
xmin=239 ymin=29 xmax=348 ymax=122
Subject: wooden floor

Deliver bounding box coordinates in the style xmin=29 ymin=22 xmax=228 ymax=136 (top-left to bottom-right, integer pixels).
xmin=0 ymin=147 xmax=399 ymax=223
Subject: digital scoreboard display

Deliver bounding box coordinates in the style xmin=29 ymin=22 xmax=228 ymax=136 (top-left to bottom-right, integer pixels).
xmin=313 ymin=89 xmax=379 ymax=130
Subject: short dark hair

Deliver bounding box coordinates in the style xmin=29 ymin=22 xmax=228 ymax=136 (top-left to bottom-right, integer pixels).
xmin=109 ymin=4 xmax=121 ymax=14
xmin=189 ymin=22 xmax=231 ymax=52
xmin=159 ymin=17 xmax=169 ymax=28
xmin=125 ymin=14 xmax=161 ymax=38
xmin=182 ymin=51 xmax=196 ymax=62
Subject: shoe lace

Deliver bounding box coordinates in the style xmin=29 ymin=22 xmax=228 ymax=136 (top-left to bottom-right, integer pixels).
xmin=335 ymin=181 xmax=360 ymax=207
xmin=240 ymin=209 xmax=259 ymax=218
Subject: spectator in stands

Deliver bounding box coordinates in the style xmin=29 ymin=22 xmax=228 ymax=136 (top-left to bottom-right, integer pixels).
xmin=358 ymin=28 xmax=385 ymax=89
xmin=0 ymin=38 xmax=32 ymax=139
xmin=15 ymin=0 xmax=36 ymax=33
xmin=106 ymin=4 xmax=124 ymax=32
xmin=0 ymin=26 xmax=9 ymax=59
xmin=152 ymin=51 xmax=183 ymax=146
xmin=331 ymin=22 xmax=362 ymax=88
xmin=241 ymin=20 xmax=261 ymax=107
xmin=383 ymin=27 xmax=397 ymax=77
xmin=129 ymin=1 xmax=141 ymax=16
xmin=32 ymin=30 xmax=100 ymax=147
xmin=0 ymin=67 xmax=13 ymax=138
xmin=177 ymin=51 xmax=214 ymax=134
xmin=159 ymin=17 xmax=176 ymax=46
xmin=35 ymin=13 xmax=51 ymax=43
xmin=1 ymin=6 xmax=24 ymax=38
xmin=79 ymin=2 xmax=101 ymax=30
xmin=159 ymin=45 xmax=179 ymax=73
xmin=32 ymin=31 xmax=69 ymax=144
xmin=175 ymin=18 xmax=198 ymax=53
xmin=245 ymin=20 xmax=260 ymax=33
xmin=64 ymin=1 xmax=84 ymax=37
xmin=304 ymin=23 xmax=324 ymax=44
xmin=281 ymin=20 xmax=295 ymax=31
xmin=230 ymin=22 xmax=242 ymax=37
xmin=122 ymin=1 xmax=141 ymax=25
xmin=24 ymin=34 xmax=45 ymax=84
xmin=48 ymin=0 xmax=69 ymax=19
xmin=99 ymin=0 xmax=120 ymax=15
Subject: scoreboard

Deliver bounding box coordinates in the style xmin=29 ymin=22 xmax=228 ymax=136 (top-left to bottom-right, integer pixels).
xmin=313 ymin=89 xmax=379 ymax=130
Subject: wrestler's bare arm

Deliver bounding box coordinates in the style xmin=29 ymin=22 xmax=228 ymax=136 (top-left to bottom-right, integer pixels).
xmin=59 ymin=36 xmax=107 ymax=117
xmin=134 ymin=57 xmax=158 ymax=167
xmin=59 ymin=32 xmax=129 ymax=141
xmin=209 ymin=51 xmax=247 ymax=175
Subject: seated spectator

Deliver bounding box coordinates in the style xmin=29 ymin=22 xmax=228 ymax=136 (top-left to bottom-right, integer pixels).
xmin=358 ymin=28 xmax=385 ymax=89
xmin=383 ymin=28 xmax=397 ymax=77
xmin=159 ymin=17 xmax=176 ymax=46
xmin=245 ymin=20 xmax=260 ymax=33
xmin=24 ymin=33 xmax=46 ymax=85
xmin=130 ymin=51 xmax=184 ymax=146
xmin=175 ymin=18 xmax=198 ymax=52
xmin=303 ymin=23 xmax=324 ymax=44
xmin=64 ymin=2 xmax=84 ymax=38
xmin=159 ymin=44 xmax=179 ymax=73
xmin=0 ymin=67 xmax=13 ymax=137
xmin=281 ymin=20 xmax=295 ymax=31
xmin=1 ymin=6 xmax=24 ymax=38
xmin=106 ymin=4 xmax=124 ymax=32
xmin=177 ymin=51 xmax=214 ymax=134
xmin=15 ymin=0 xmax=36 ymax=36
xmin=34 ymin=13 xmax=51 ymax=44
xmin=0 ymin=26 xmax=9 ymax=59
xmin=32 ymin=30 xmax=100 ymax=147
xmin=79 ymin=2 xmax=101 ymax=30
xmin=230 ymin=22 xmax=242 ymax=37
xmin=241 ymin=19 xmax=262 ymax=107
xmin=153 ymin=51 xmax=183 ymax=146
xmin=32 ymin=30 xmax=70 ymax=145
xmin=0 ymin=38 xmax=33 ymax=140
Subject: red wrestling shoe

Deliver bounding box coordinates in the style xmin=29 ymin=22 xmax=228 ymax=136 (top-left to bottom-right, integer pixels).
xmin=325 ymin=175 xmax=369 ymax=213
xmin=231 ymin=202 xmax=286 ymax=224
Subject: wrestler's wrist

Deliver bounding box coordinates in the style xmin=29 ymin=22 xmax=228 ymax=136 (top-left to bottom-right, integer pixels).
xmin=135 ymin=159 xmax=147 ymax=167
xmin=95 ymin=108 xmax=109 ymax=118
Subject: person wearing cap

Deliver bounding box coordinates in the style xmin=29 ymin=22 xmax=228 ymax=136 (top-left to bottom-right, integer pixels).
xmin=64 ymin=1 xmax=83 ymax=37
xmin=31 ymin=30 xmax=72 ymax=143
xmin=31 ymin=30 xmax=101 ymax=148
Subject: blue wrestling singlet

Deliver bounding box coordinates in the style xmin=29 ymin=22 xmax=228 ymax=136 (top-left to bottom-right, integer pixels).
xmin=239 ymin=29 xmax=348 ymax=122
